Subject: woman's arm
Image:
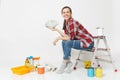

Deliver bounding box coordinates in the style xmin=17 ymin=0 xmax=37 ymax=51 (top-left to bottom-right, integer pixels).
xmin=55 ymin=28 xmax=68 ymax=37
xmin=49 ymin=27 xmax=70 ymax=45
xmin=53 ymin=36 xmax=70 ymax=45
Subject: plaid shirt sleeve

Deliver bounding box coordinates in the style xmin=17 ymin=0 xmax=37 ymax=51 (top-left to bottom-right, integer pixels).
xmin=75 ymin=21 xmax=93 ymax=48
xmin=64 ymin=18 xmax=93 ymax=48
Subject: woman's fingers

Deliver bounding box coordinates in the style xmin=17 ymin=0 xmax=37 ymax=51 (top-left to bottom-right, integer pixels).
xmin=53 ymin=38 xmax=59 ymax=46
xmin=49 ymin=27 xmax=56 ymax=31
xmin=53 ymin=40 xmax=57 ymax=45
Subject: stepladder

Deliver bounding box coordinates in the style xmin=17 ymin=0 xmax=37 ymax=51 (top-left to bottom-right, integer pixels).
xmin=91 ymin=35 xmax=118 ymax=72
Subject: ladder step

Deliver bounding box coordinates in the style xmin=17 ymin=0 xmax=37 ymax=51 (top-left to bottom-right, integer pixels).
xmin=94 ymin=36 xmax=105 ymax=39
xmin=96 ymin=58 xmax=112 ymax=63
xmin=96 ymin=48 xmax=110 ymax=51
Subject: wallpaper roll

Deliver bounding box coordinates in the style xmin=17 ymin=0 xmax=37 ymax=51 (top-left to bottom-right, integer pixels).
xmin=45 ymin=20 xmax=58 ymax=29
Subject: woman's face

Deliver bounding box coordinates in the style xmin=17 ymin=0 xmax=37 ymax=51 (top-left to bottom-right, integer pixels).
xmin=62 ymin=8 xmax=72 ymax=21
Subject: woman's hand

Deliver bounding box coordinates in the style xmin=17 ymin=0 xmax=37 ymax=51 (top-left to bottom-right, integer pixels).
xmin=49 ymin=27 xmax=57 ymax=31
xmin=53 ymin=38 xmax=58 ymax=46
xmin=53 ymin=37 xmax=60 ymax=46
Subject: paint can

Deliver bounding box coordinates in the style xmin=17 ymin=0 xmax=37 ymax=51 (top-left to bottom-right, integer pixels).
xmin=95 ymin=67 xmax=102 ymax=78
xmin=37 ymin=66 xmax=45 ymax=74
xmin=96 ymin=27 xmax=104 ymax=36
xmin=84 ymin=61 xmax=91 ymax=69
xmin=87 ymin=67 xmax=94 ymax=77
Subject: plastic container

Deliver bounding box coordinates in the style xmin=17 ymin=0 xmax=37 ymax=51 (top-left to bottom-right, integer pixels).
xmin=25 ymin=58 xmax=30 ymax=67
xmin=28 ymin=56 xmax=33 ymax=65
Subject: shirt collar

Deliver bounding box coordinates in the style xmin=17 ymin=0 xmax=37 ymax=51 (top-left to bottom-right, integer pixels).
xmin=67 ymin=18 xmax=74 ymax=25
xmin=69 ymin=18 xmax=73 ymax=23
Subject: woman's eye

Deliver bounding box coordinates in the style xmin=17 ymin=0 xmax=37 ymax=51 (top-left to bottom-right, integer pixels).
xmin=62 ymin=12 xmax=65 ymax=14
xmin=67 ymin=11 xmax=70 ymax=13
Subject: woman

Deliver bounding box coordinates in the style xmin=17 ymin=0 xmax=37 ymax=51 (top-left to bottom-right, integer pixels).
xmin=50 ymin=6 xmax=94 ymax=74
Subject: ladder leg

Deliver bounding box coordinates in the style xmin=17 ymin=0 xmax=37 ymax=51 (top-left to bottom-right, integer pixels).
xmin=73 ymin=50 xmax=81 ymax=70
xmin=91 ymin=37 xmax=100 ymax=67
xmin=103 ymin=37 xmax=118 ymax=72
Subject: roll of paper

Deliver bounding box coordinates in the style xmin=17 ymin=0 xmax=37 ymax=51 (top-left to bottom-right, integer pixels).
xmin=45 ymin=20 xmax=58 ymax=29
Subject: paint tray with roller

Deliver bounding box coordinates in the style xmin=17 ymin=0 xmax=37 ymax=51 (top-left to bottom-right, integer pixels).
xmin=11 ymin=66 xmax=32 ymax=75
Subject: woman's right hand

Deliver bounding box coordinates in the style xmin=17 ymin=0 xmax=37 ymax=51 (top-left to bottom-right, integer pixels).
xmin=49 ymin=27 xmax=57 ymax=31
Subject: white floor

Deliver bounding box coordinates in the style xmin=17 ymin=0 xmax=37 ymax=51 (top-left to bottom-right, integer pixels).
xmin=1 ymin=52 xmax=120 ymax=80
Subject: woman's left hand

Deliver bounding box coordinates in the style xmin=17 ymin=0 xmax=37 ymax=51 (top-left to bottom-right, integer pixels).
xmin=53 ymin=38 xmax=59 ymax=46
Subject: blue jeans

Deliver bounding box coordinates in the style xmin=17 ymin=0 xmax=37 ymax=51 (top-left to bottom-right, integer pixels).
xmin=62 ymin=40 xmax=94 ymax=60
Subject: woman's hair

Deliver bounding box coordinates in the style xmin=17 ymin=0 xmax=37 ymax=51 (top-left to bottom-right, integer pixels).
xmin=61 ymin=6 xmax=72 ymax=30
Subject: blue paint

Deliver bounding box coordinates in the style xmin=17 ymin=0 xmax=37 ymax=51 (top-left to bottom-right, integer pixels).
xmin=29 ymin=56 xmax=33 ymax=59
xmin=87 ymin=67 xmax=94 ymax=77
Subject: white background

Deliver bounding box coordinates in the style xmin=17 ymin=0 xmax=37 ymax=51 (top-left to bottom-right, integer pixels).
xmin=0 ymin=0 xmax=120 ymax=80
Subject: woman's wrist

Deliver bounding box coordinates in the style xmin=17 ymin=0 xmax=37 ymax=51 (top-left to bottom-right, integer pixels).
xmin=57 ymin=36 xmax=61 ymax=40
xmin=55 ymin=28 xmax=59 ymax=32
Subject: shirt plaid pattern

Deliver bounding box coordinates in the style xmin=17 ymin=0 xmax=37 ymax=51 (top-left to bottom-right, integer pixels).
xmin=64 ymin=18 xmax=93 ymax=48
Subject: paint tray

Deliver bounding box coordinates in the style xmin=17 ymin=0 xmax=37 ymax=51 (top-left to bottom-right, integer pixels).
xmin=11 ymin=66 xmax=32 ymax=75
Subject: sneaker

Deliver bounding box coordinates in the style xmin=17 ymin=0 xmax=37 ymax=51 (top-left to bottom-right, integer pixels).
xmin=65 ymin=62 xmax=73 ymax=73
xmin=56 ymin=63 xmax=67 ymax=74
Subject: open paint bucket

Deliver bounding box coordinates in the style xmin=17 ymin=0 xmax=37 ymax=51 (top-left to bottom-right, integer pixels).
xmin=37 ymin=66 xmax=45 ymax=74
